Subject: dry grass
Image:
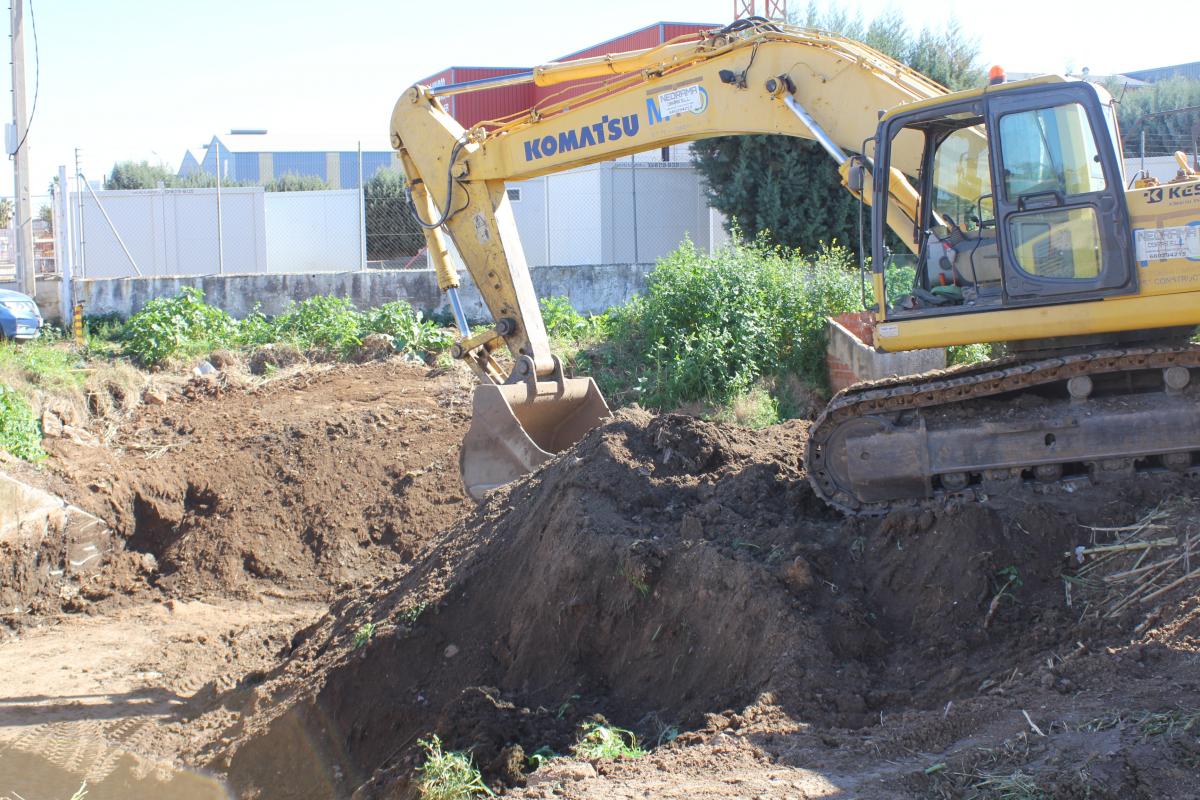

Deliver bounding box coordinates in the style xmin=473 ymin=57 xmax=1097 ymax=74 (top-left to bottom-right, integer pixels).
xmin=1063 ymin=499 xmax=1200 ymax=620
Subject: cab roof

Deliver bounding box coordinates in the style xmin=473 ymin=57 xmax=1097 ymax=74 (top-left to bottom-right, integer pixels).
xmin=881 ymin=74 xmax=1073 ymax=122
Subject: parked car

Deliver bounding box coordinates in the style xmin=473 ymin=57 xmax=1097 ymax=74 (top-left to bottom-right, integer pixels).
xmin=0 ymin=288 xmax=43 ymax=340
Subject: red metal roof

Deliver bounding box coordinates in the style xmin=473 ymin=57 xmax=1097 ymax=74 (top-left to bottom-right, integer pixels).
xmin=423 ymin=21 xmax=718 ymax=128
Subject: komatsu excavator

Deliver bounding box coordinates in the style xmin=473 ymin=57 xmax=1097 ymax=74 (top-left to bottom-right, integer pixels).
xmin=391 ymin=17 xmax=1200 ymax=514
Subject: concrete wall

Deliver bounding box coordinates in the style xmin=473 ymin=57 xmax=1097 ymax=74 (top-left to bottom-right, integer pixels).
xmin=75 ymin=263 xmax=655 ymax=323
xmin=826 ymin=312 xmax=945 ymax=392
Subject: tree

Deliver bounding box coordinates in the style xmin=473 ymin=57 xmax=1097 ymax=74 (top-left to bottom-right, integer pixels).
xmin=0 ymin=199 xmax=12 ymax=229
xmin=264 ymin=172 xmax=333 ymax=192
xmin=364 ymin=168 xmax=423 ymax=261
xmin=105 ymin=160 xmax=249 ymax=190
xmin=105 ymin=160 xmax=177 ymax=190
xmin=37 ymin=204 xmax=52 ymax=233
xmin=1108 ymin=77 xmax=1200 ymax=158
xmin=692 ymin=4 xmax=984 ymax=253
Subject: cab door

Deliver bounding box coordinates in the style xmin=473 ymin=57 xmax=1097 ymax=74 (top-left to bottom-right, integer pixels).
xmin=987 ymin=83 xmax=1136 ymax=301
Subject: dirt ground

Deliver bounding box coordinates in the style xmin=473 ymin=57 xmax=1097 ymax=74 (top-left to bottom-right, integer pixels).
xmin=2 ymin=357 xmax=1199 ymax=799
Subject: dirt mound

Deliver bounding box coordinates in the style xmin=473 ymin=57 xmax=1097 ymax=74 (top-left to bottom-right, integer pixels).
xmin=200 ymin=409 xmax=1199 ymax=799
xmin=36 ymin=360 xmax=474 ymax=602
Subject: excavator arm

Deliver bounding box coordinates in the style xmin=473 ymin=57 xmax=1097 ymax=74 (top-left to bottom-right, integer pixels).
xmin=390 ymin=19 xmax=950 ymax=498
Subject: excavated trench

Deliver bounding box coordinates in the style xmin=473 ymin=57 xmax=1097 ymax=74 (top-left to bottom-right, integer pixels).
xmin=211 ymin=409 xmax=1183 ymax=799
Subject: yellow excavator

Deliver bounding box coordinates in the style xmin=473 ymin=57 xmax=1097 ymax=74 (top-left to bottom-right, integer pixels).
xmin=391 ymin=17 xmax=1200 ymax=514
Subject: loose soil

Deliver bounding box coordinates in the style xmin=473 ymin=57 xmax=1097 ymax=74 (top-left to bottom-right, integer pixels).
xmin=28 ymin=358 xmax=474 ymax=605
xmin=3 ymin=359 xmax=1199 ymax=800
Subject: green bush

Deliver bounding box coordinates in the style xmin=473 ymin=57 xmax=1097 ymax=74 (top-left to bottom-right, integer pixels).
xmin=123 ymin=287 xmax=236 ymax=366
xmin=946 ymin=342 xmax=993 ymax=366
xmin=232 ymin=305 xmax=277 ymax=347
xmin=270 ymin=295 xmax=363 ymax=354
xmin=613 ymin=236 xmax=860 ymax=409
xmin=83 ymin=313 xmax=127 ymax=343
xmin=0 ymin=384 xmax=45 ymax=461
xmin=121 ymin=288 xmax=455 ymax=365
xmin=363 ymin=301 xmax=453 ymax=356
xmin=540 ymin=295 xmax=609 ymax=342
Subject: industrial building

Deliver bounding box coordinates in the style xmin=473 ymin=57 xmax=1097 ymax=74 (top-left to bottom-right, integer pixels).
xmin=178 ymin=137 xmax=400 ymax=189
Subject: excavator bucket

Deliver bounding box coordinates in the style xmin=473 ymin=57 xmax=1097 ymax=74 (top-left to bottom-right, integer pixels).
xmin=459 ymin=378 xmax=611 ymax=501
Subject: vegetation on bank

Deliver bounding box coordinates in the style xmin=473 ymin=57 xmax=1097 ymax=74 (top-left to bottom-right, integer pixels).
xmin=117 ymin=288 xmax=450 ymax=367
xmin=546 ymin=236 xmax=868 ymax=427
xmin=0 ymin=234 xmax=997 ymax=461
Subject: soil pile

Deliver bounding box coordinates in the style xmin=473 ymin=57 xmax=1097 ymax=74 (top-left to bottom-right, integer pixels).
xmin=207 ymin=409 xmax=1192 ymax=799
xmin=35 ymin=360 xmax=474 ymax=602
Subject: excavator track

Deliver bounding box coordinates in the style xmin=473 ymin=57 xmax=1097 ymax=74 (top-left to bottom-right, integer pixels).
xmin=806 ymin=344 xmax=1200 ymax=515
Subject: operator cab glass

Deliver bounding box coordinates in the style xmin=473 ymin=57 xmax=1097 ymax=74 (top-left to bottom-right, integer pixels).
xmin=875 ymin=80 xmax=1135 ymax=320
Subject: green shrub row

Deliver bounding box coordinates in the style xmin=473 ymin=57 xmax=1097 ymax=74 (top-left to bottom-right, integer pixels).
xmin=116 ymin=288 xmax=451 ymax=366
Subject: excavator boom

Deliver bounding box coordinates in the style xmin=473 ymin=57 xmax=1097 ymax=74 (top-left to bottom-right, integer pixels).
xmin=391 ymin=19 xmax=943 ymax=499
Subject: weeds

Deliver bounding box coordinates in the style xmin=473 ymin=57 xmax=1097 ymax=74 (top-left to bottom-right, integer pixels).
xmin=0 ymin=384 xmax=45 ymax=461
xmin=947 ymin=342 xmax=994 ymax=366
xmin=621 ymin=567 xmax=651 ymax=597
xmin=525 ymin=746 xmax=559 ymax=770
xmin=554 ymin=694 xmax=580 ymax=719
xmin=541 ymin=295 xmax=608 ymax=342
xmin=118 ymin=289 xmax=454 ymax=367
xmin=416 ymin=735 xmax=493 ymax=800
xmin=984 ymin=566 xmax=1024 ymax=628
xmin=0 ymin=336 xmax=86 ymax=394
xmin=571 ymin=721 xmax=646 ymax=760
xmin=364 ymin=302 xmax=452 ymax=355
xmin=398 ymin=602 xmax=428 ymax=625
xmin=270 ymin=295 xmax=363 ymax=354
xmin=1136 ymin=708 xmax=1200 ymax=739
xmin=554 ymin=235 xmax=860 ymax=423
xmin=123 ymin=287 xmax=237 ymax=366
xmin=352 ymin=622 xmax=377 ymax=649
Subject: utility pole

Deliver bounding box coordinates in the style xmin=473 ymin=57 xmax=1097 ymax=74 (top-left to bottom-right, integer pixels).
xmin=9 ymin=0 xmax=34 ymax=296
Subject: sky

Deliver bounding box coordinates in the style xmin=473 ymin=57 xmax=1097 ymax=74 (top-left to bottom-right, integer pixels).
xmin=3 ymin=0 xmax=1197 ymax=198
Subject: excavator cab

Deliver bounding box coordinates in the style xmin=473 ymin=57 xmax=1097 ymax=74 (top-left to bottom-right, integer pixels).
xmin=871 ymin=78 xmax=1137 ymax=337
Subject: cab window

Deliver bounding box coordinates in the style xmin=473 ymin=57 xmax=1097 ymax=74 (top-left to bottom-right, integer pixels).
xmin=882 ymin=110 xmax=1001 ymax=316
xmin=999 ymin=102 xmax=1106 ymax=280
xmin=998 ymin=102 xmax=1106 ymax=199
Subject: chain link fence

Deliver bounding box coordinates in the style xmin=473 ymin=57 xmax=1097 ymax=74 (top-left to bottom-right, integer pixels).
xmin=5 ymin=141 xmax=725 ymax=285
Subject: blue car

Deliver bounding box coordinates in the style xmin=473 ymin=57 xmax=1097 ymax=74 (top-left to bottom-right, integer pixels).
xmin=0 ymin=288 xmax=43 ymax=340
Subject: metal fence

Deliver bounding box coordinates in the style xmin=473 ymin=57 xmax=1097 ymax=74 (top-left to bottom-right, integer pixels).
xmin=2 ymin=142 xmax=726 ymax=284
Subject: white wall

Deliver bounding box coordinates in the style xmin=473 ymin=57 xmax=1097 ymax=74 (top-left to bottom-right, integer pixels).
xmin=506 ymin=158 xmax=719 ymax=268
xmin=73 ymin=187 xmax=267 ymax=278
xmin=264 ymin=189 xmax=361 ymax=273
